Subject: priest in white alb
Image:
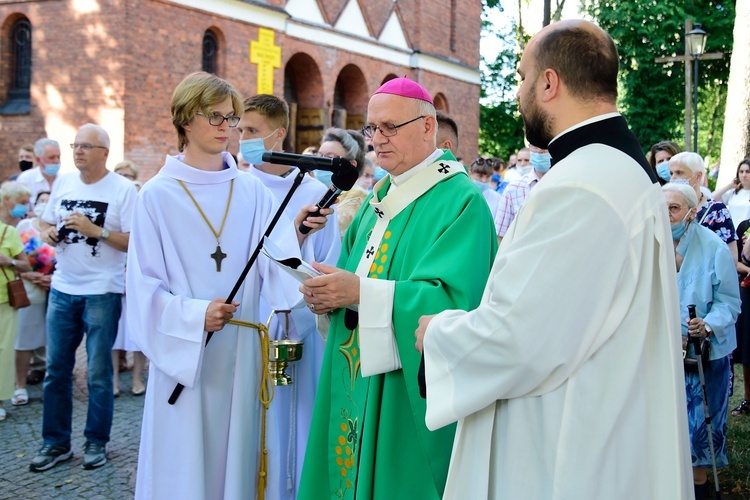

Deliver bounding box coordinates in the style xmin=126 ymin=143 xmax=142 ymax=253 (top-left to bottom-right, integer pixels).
xmin=416 ymin=21 xmax=694 ymax=499
xmin=238 ymin=93 xmax=342 ymax=500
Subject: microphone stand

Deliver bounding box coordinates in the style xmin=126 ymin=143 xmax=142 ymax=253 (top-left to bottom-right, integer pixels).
xmin=168 ymin=168 xmax=309 ymax=405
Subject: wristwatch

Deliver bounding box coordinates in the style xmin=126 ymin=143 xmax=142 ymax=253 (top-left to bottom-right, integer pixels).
xmin=705 ymin=324 xmax=713 ymax=336
xmin=100 ymin=228 xmax=110 ymax=241
xmin=10 ymin=259 xmax=16 ymax=267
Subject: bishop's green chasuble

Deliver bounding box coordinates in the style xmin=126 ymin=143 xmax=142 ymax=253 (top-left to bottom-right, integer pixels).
xmin=299 ymin=151 xmax=498 ymax=499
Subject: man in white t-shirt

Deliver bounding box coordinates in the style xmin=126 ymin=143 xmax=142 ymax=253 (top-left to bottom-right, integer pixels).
xmin=17 ymin=138 xmax=62 ymax=209
xmin=29 ymin=123 xmax=137 ymax=473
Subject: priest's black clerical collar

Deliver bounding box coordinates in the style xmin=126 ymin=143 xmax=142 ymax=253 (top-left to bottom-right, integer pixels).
xmin=547 ymin=114 xmax=657 ymax=184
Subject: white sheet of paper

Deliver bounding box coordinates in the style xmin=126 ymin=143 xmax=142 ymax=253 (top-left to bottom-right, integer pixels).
xmin=261 ymin=236 xmax=323 ymax=283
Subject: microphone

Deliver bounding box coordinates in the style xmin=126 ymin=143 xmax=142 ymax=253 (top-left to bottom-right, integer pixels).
xmin=299 ymin=162 xmax=359 ymax=234
xmin=262 ymin=151 xmax=354 ymax=173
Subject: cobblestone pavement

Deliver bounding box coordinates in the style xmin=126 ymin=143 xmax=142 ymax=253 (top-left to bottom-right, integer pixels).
xmin=0 ymin=346 xmax=143 ymax=499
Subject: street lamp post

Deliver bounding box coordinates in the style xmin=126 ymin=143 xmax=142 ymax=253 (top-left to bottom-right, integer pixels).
xmin=686 ymin=23 xmax=708 ymax=153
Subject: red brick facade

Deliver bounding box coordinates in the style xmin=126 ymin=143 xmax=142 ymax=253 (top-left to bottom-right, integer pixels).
xmin=0 ymin=0 xmax=481 ymax=180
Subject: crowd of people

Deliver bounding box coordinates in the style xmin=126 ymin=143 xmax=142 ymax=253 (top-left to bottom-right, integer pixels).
xmin=1 ymin=18 xmax=749 ymax=500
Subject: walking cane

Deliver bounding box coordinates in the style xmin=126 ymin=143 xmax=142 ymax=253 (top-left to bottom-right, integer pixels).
xmin=688 ymin=304 xmax=721 ymax=499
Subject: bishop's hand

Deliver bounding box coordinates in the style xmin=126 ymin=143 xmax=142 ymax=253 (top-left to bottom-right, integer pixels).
xmin=299 ymin=261 xmax=359 ymax=314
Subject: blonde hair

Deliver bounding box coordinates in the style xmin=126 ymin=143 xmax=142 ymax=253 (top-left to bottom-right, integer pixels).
xmin=0 ymin=181 xmax=33 ymax=202
xmin=243 ymin=94 xmax=290 ymax=131
xmin=171 ymin=72 xmax=243 ymax=152
xmin=114 ymin=160 xmax=140 ymax=178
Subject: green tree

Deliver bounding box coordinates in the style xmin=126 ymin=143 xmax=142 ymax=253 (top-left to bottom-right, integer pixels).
xmin=583 ymin=0 xmax=734 ymax=159
xmin=479 ymin=1 xmax=525 ymax=160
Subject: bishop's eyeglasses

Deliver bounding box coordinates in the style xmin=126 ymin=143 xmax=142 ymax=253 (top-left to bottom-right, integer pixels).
xmin=362 ymin=115 xmax=425 ymax=139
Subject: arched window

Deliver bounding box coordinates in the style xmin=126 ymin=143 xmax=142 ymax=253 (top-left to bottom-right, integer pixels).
xmin=202 ymin=30 xmax=218 ymax=75
xmin=1 ymin=17 xmax=32 ymax=114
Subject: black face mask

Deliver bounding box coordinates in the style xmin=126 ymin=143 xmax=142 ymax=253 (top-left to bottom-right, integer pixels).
xmin=19 ymin=160 xmax=34 ymax=171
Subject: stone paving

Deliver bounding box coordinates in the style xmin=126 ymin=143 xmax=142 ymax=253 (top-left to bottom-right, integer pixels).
xmin=0 ymin=346 xmax=143 ymax=499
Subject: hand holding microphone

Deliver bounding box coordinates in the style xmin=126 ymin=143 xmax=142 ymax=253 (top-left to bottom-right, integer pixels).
xmin=295 ymin=157 xmax=360 ymax=235
xmin=260 ymin=151 xmax=359 ymax=234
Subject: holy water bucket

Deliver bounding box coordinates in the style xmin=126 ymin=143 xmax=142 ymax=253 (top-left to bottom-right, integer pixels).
xmin=266 ymin=310 xmax=304 ymax=386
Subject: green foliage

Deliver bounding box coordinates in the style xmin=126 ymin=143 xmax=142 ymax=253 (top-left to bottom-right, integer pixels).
xmin=583 ymin=0 xmax=735 ymax=159
xmin=725 ymin=371 xmax=750 ymax=495
xmin=479 ymin=1 xmax=526 ymax=160
xmin=479 ymin=102 xmax=525 ymax=158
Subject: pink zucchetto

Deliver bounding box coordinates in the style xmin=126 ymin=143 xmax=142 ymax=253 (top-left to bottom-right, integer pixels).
xmin=373 ymin=77 xmax=434 ymax=104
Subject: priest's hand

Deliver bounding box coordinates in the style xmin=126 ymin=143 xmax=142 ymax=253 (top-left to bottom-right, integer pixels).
xmin=300 ymin=262 xmax=359 ymax=314
xmin=414 ymin=314 xmax=436 ymax=353
xmin=295 ymin=205 xmax=335 ymax=246
xmin=204 ymin=299 xmax=239 ymax=332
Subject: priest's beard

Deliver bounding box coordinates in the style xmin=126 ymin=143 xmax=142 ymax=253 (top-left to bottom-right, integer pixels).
xmin=520 ymin=85 xmax=554 ymax=149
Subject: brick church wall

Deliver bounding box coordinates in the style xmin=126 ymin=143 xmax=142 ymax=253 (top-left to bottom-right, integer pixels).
xmin=0 ymin=0 xmax=482 ymax=180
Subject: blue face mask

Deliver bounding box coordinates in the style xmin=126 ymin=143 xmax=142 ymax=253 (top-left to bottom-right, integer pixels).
xmin=671 ymin=211 xmax=692 ymax=240
xmin=314 ymin=170 xmax=333 ymax=186
xmin=656 ymin=162 xmax=671 ymax=182
xmin=238 ymin=129 xmax=278 ymax=165
xmin=530 ymin=151 xmax=552 ymax=173
xmin=473 ymin=179 xmax=490 ymax=192
xmin=44 ymin=163 xmax=61 ymax=176
xmin=10 ymin=203 xmax=28 ymax=218
xmin=373 ymin=166 xmax=388 ymax=182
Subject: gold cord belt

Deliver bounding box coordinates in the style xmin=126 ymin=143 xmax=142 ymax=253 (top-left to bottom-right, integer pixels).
xmin=228 ymin=319 xmax=274 ymax=500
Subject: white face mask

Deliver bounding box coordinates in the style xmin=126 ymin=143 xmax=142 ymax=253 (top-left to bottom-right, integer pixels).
xmin=33 ymin=202 xmax=47 ymax=217
xmin=517 ymin=165 xmax=533 ymax=176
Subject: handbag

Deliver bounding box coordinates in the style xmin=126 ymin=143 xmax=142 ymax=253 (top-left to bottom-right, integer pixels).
xmin=0 ymin=225 xmax=31 ymax=309
xmin=682 ymin=335 xmax=710 ymax=373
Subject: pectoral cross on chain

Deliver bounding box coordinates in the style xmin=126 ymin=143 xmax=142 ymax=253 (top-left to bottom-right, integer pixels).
xmin=211 ymin=245 xmax=227 ymax=272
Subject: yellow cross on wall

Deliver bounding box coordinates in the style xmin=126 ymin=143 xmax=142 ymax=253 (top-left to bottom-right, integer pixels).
xmin=250 ymin=28 xmax=281 ymax=94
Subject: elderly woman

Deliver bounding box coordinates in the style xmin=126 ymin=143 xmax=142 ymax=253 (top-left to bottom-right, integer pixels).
xmin=0 ymin=183 xmax=32 ymax=421
xmin=0 ymin=181 xmax=32 ymax=227
xmin=664 ymin=183 xmax=741 ymax=499
xmin=668 ymin=152 xmax=746 ymax=273
xmin=316 ymin=127 xmax=367 ymax=236
xmin=113 ymin=160 xmax=140 ymax=181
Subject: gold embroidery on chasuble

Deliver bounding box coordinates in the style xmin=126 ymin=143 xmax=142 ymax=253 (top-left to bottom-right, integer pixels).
xmin=333 ymin=229 xmax=393 ymax=498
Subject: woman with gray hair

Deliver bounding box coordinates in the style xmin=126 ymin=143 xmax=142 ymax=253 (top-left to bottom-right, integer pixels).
xmin=0 ymin=181 xmax=32 ymax=227
xmin=317 ymin=127 xmax=367 ymax=235
xmin=668 ymin=152 xmax=748 ymax=276
xmin=663 ymin=182 xmax=741 ymax=498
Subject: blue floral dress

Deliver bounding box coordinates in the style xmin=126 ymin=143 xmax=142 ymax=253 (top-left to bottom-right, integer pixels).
xmin=697 ymin=200 xmax=737 ymax=243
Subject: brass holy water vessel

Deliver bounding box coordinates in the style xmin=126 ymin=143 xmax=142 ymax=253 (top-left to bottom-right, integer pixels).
xmin=266 ymin=310 xmax=304 ymax=386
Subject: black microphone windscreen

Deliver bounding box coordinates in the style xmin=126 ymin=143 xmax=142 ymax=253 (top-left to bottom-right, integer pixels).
xmin=330 ymin=164 xmax=359 ymax=191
